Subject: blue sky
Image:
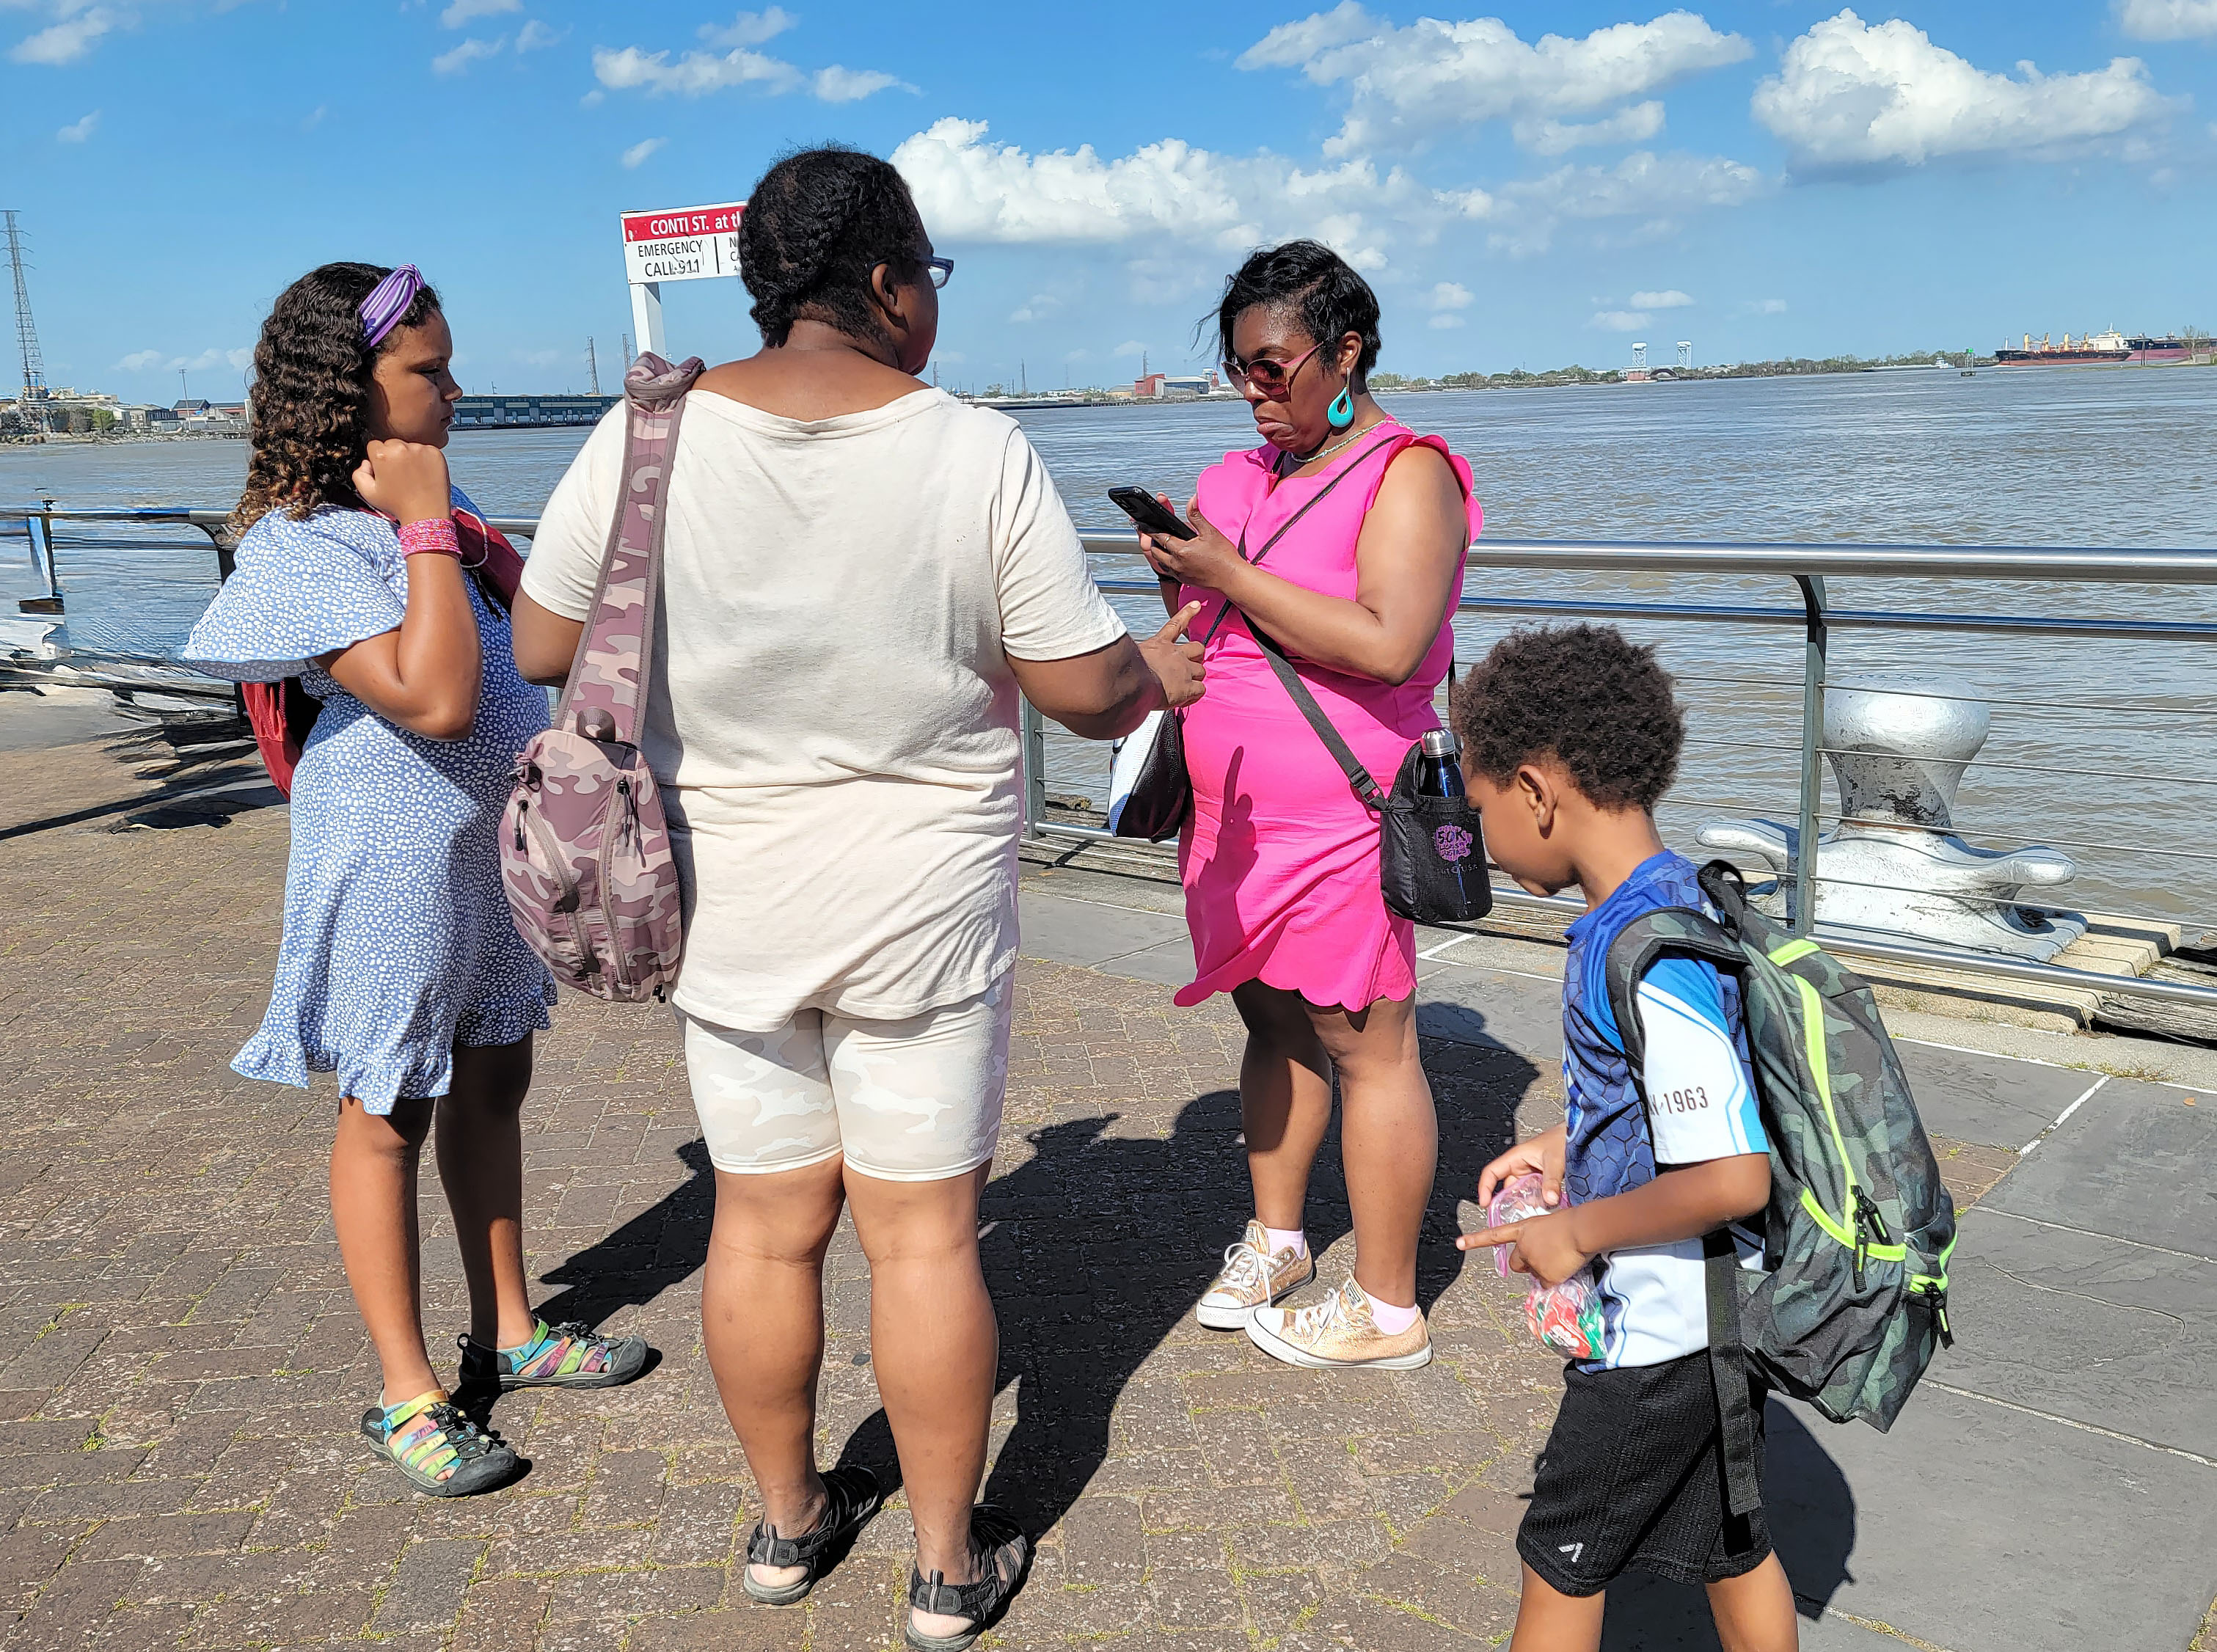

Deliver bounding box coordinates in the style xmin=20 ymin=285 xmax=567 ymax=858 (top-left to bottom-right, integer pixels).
xmin=8 ymin=1 xmax=2217 ymax=399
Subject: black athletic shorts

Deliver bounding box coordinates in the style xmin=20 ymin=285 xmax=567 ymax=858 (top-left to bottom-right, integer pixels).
xmin=1516 ymin=1351 xmax=1772 ymax=1598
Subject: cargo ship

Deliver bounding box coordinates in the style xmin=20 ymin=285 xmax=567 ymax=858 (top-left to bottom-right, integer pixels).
xmin=1995 ymin=329 xmax=2193 ymax=365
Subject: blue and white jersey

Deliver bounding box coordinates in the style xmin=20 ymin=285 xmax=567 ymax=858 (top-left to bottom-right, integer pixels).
xmin=1560 ymin=851 xmax=1767 ymax=1370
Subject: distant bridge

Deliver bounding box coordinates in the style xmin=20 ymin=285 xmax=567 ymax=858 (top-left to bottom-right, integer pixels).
xmin=450 ymin=394 xmax=618 ymax=430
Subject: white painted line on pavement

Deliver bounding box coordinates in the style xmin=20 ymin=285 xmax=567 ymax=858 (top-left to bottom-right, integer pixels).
xmin=1923 ymin=1380 xmax=2217 ymax=1469
xmin=1971 ymin=1205 xmax=2217 ymax=1268
xmin=2017 ymin=1075 xmax=2108 ymax=1156
xmin=1418 ymin=934 xmax=1472 ymax=960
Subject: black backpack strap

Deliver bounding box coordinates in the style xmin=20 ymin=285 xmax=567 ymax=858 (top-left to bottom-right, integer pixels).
xmin=1705 ymin=1230 xmax=1764 ymax=1517
xmin=1606 ymin=907 xmax=1766 ymax=1518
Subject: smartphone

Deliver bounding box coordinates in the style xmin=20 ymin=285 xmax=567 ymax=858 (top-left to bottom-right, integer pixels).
xmin=1108 ymin=486 xmax=1197 ymax=541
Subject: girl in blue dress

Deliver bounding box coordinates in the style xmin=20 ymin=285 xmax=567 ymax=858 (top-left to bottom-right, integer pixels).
xmin=183 ymin=263 xmax=648 ymax=1497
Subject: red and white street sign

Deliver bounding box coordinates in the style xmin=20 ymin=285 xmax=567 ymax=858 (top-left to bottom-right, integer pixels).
xmin=621 ymin=201 xmax=745 ymax=286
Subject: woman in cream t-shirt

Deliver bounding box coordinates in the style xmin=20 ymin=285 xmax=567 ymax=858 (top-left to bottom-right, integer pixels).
xmin=513 ymin=147 xmax=1200 ymax=1650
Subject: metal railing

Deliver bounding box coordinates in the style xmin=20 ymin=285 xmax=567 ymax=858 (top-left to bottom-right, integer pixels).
xmin=1019 ymin=532 xmax=2217 ymax=1012
xmin=13 ymin=502 xmax=2217 ymax=1012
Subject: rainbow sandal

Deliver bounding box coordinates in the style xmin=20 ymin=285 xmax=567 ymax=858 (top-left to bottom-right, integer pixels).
xmin=457 ymin=1318 xmax=651 ymax=1394
xmin=359 ymin=1392 xmax=521 ymax=1497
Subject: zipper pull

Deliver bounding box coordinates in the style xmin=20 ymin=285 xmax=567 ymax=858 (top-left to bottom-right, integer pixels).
xmin=1857 ymin=1192 xmax=1893 ymax=1245
xmin=513 ymin=803 xmax=527 ymax=852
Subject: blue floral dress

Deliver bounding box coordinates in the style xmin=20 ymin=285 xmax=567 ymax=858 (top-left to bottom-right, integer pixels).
xmin=181 ymin=490 xmax=555 ymax=1112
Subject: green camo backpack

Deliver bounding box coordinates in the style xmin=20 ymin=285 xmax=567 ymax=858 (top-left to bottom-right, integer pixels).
xmin=1604 ymin=861 xmax=1957 ymax=1507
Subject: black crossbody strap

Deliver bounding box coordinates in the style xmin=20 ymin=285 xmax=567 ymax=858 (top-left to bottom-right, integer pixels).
xmin=1250 ymin=625 xmax=1388 ymax=808
xmin=1199 ymin=433 xmax=1403 ymax=644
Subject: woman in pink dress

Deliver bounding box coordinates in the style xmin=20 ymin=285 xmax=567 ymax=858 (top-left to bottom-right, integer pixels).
xmin=1136 ymin=241 xmax=1481 ymax=1371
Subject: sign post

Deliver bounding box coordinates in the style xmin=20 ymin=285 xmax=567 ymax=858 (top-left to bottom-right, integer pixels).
xmin=620 ymin=200 xmax=746 ymax=362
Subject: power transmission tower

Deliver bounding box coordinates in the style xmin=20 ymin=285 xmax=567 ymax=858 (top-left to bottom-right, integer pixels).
xmin=621 ymin=331 xmax=633 ymax=366
xmin=4 ymin=211 xmax=50 ymax=433
xmin=1676 ymin=340 xmax=1692 ymax=370
xmin=587 ymin=337 xmax=600 ymax=396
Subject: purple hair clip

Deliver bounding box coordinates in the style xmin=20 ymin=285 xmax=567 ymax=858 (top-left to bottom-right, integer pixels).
xmin=359 ymin=263 xmax=425 ymax=348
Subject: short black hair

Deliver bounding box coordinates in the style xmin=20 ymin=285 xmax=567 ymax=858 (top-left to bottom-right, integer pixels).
xmin=741 ymin=145 xmax=928 ymax=348
xmin=1208 ymin=239 xmax=1381 ymax=382
xmin=1452 ymin=624 xmax=1684 ymax=812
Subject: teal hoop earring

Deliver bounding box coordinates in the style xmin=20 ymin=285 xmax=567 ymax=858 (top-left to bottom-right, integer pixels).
xmin=1326 ymin=384 xmax=1355 ymax=430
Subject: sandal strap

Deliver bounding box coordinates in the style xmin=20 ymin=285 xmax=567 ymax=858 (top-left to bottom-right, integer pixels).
xmin=908 ymin=1507 xmax=1027 ymax=1620
xmin=746 ymin=1466 xmax=877 ymax=1569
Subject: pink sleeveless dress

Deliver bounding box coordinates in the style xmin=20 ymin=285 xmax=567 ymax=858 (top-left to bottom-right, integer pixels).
xmin=1173 ymin=420 xmax=1482 ymax=1012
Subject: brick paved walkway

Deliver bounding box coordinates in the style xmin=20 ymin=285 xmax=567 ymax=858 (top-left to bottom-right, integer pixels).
xmin=0 ymin=720 xmax=2025 ymax=1651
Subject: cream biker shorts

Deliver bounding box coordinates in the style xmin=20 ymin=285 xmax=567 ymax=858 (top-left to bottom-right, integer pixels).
xmin=678 ymin=976 xmax=1012 ymax=1183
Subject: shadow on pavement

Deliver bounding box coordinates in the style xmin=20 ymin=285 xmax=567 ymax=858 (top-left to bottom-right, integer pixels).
xmin=1600 ymin=1400 xmax=1857 ymax=1648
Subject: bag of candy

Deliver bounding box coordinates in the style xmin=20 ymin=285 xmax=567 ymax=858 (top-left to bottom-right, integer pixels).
xmin=1488 ymin=1172 xmax=1607 ymax=1360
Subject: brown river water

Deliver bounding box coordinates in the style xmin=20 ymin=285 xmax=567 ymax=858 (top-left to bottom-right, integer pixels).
xmin=4 ymin=365 xmax=2212 ymax=929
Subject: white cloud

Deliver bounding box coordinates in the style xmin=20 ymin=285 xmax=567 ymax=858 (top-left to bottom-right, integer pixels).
xmin=1516 ymin=99 xmax=1665 ymax=156
xmin=515 ymin=348 xmax=563 ymax=368
xmin=814 ymin=65 xmax=905 ymax=101
xmin=1239 ymin=4 xmax=1749 ymax=154
xmin=1453 ymin=148 xmax=1768 ymax=254
xmin=432 ymin=35 xmax=504 ymax=75
xmin=1428 ymin=313 xmax=1467 ymax=329
xmin=580 ymin=88 xmax=605 ymax=106
xmin=1428 ymin=280 xmax=1475 ymax=311
xmin=516 ymin=19 xmax=563 ymax=51
xmin=1009 ymin=292 xmax=1063 ymax=324
xmin=10 ymin=7 xmax=116 ymax=65
xmin=440 ymin=0 xmax=519 ymax=26
xmin=302 ymin=104 xmax=327 ymax=131
xmin=892 ymin=117 xmax=1411 ymax=270
xmin=1741 ymin=297 xmax=1788 ymax=315
xmin=1590 ymin=310 xmax=1649 ymax=331
xmin=1630 ymin=288 xmax=1693 ymax=308
xmin=2117 ymin=0 xmax=2217 ymax=40
xmin=593 ymin=43 xmax=798 ymax=95
xmin=621 ymin=136 xmax=666 ymax=169
xmin=56 ymin=109 xmax=98 ymax=142
xmin=593 ymin=29 xmax=901 ymax=101
xmin=124 ymin=346 xmax=246 ymax=376
xmin=1753 ymin=10 xmax=2169 ymax=169
xmin=699 ymin=7 xmax=795 ymax=47
xmin=1113 ymin=340 xmax=1149 ymax=357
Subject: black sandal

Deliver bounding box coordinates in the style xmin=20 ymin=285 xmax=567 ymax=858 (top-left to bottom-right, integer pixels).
xmin=904 ymin=1506 xmax=1031 ymax=1651
xmin=741 ymin=1464 xmax=883 ymax=1605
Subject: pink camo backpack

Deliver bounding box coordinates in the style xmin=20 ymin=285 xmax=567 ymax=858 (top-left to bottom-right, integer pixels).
xmin=500 ymin=354 xmax=701 ymax=1001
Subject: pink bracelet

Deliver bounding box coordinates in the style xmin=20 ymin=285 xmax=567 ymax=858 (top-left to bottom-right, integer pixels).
xmin=398 ymin=517 xmax=461 ymax=560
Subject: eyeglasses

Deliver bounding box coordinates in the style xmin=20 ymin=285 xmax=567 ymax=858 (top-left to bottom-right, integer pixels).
xmin=925 ymin=256 xmax=954 ymax=290
xmin=1222 ymin=340 xmax=1321 ymax=398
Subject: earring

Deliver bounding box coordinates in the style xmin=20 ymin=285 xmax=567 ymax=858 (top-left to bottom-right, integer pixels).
xmin=1327 ymin=384 xmax=1354 ymax=430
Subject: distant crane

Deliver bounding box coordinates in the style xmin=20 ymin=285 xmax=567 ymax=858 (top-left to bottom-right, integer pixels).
xmin=1676 ymin=340 xmax=1692 ymax=370
xmin=587 ymin=337 xmax=601 ymax=397
xmin=4 ymin=211 xmax=50 ymax=433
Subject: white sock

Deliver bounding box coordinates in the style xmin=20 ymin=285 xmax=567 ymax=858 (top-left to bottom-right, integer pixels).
xmin=1368 ymin=1295 xmax=1422 ymax=1335
xmin=1263 ymin=1226 xmax=1307 ymax=1258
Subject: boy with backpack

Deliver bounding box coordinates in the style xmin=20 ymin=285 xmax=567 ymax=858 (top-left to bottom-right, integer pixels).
xmin=1450 ymin=624 xmax=1800 ymax=1651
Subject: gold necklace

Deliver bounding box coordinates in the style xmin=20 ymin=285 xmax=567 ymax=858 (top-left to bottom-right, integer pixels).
xmin=1288 ymin=417 xmax=1381 ymax=470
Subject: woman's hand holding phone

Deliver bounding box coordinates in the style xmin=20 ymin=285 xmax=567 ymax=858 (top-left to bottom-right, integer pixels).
xmin=1137 ymin=494 xmax=1245 ymax=595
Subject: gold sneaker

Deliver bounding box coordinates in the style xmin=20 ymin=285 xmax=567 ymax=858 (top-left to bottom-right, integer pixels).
xmin=1195 ymin=1219 xmax=1315 ymax=1330
xmin=1244 ymin=1276 xmax=1431 ymax=1370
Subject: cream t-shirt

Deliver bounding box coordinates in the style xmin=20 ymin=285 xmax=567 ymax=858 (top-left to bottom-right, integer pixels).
xmin=521 ymin=386 xmax=1125 ymax=1031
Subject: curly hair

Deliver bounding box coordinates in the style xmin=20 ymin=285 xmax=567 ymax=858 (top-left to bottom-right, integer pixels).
xmin=1451 ymin=624 xmax=1685 ymax=812
xmin=1205 ymin=239 xmax=1382 ymax=384
xmin=230 ymin=262 xmax=442 ymax=534
xmin=739 ymin=146 xmax=928 ymax=348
